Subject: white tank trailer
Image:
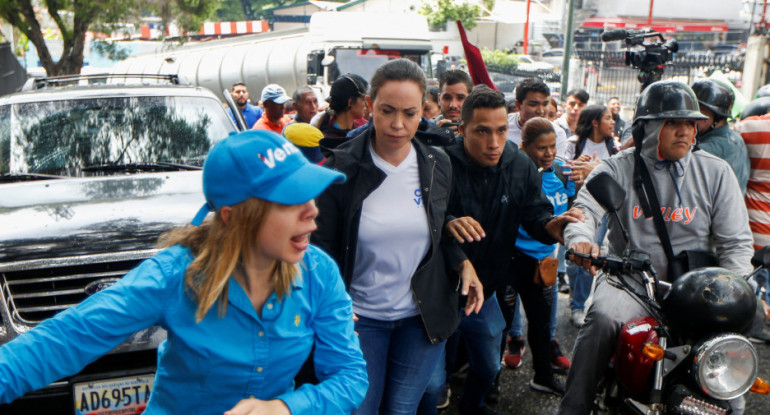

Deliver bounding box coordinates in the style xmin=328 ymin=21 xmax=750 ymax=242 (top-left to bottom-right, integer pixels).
xmin=111 ymin=12 xmax=436 ymax=101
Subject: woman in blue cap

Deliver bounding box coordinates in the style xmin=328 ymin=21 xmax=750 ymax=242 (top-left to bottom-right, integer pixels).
xmin=0 ymin=130 xmax=368 ymax=414
xmin=313 ymin=58 xmax=483 ymax=414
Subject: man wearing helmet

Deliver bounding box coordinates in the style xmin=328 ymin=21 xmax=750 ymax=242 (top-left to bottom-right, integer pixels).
xmin=558 ymin=80 xmax=754 ymax=414
xmin=691 ymin=79 xmax=749 ymax=193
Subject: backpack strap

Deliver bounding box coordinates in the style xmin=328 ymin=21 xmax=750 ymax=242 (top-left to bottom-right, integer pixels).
xmin=633 ymin=150 xmax=675 ymax=262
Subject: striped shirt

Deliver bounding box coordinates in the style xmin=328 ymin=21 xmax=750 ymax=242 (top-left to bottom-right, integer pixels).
xmin=736 ymin=115 xmax=770 ymax=249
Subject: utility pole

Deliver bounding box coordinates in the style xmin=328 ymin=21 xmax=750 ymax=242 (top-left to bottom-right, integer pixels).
xmin=561 ymin=0 xmax=576 ymax=96
xmin=524 ymin=0 xmax=532 ymax=55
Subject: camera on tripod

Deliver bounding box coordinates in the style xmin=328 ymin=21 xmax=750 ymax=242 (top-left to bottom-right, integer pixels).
xmin=601 ymin=29 xmax=679 ymax=90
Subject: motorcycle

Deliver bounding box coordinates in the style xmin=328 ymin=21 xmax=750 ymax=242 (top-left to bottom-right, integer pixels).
xmin=569 ymin=172 xmax=770 ymax=415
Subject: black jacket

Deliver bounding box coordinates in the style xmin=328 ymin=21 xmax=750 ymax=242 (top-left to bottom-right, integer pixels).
xmin=445 ymin=139 xmax=556 ymax=299
xmin=312 ymin=127 xmax=465 ymax=344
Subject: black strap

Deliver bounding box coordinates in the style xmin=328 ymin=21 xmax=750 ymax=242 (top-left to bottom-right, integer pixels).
xmin=633 ymin=150 xmax=676 ymax=262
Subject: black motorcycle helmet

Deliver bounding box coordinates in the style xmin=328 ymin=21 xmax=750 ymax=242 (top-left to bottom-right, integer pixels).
xmin=633 ymin=80 xmax=707 ymax=123
xmin=755 ymin=84 xmax=770 ymax=98
xmin=632 ymin=80 xmax=707 ymax=145
xmin=691 ymin=79 xmax=734 ymax=119
xmin=662 ymin=267 xmax=756 ymax=340
xmin=740 ymin=96 xmax=770 ymax=120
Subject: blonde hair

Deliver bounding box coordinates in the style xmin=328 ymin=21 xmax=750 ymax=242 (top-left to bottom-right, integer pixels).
xmin=158 ymin=198 xmax=298 ymax=322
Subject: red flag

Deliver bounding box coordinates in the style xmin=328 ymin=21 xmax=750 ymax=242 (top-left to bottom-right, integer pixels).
xmin=456 ymin=20 xmax=497 ymax=91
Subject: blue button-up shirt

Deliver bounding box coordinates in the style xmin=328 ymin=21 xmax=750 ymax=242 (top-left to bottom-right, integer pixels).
xmin=0 ymin=245 xmax=368 ymax=414
xmin=227 ymin=103 xmax=263 ymax=129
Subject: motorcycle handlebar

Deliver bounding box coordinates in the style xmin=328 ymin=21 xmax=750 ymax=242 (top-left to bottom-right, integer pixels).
xmin=566 ymin=249 xmax=653 ymax=274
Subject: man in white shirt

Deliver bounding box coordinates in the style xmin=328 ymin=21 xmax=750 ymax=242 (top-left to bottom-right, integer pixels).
xmin=557 ymin=89 xmax=589 ymax=137
xmin=507 ymin=78 xmax=568 ymax=159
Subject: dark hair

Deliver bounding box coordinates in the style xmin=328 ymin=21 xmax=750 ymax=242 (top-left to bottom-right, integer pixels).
xmin=232 ymin=81 xmax=246 ymax=89
xmin=608 ymin=96 xmax=620 ymax=102
xmin=566 ymin=89 xmax=590 ymax=104
xmin=369 ymin=58 xmax=427 ymax=103
xmin=515 ymin=78 xmax=550 ymax=104
xmin=292 ymin=85 xmax=315 ymax=103
xmin=549 ymin=96 xmax=558 ymax=109
xmin=573 ymin=105 xmax=615 ymax=159
xmin=329 ymin=74 xmax=368 ymax=113
xmin=314 ymin=74 xmax=368 ymax=129
xmin=521 ymin=117 xmax=555 ymax=146
xmin=426 ymin=86 xmax=440 ymax=104
xmin=461 ymin=85 xmax=506 ymax=124
xmin=506 ymin=99 xmax=517 ymax=113
xmin=439 ymin=70 xmax=472 ymax=94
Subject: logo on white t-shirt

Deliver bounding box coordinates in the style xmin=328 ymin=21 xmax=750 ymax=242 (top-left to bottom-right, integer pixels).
xmin=413 ymin=189 xmax=422 ymax=206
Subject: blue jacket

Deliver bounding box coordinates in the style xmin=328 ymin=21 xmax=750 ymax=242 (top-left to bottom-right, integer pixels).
xmin=0 ymin=245 xmax=368 ymax=414
xmin=516 ymin=161 xmax=575 ymax=259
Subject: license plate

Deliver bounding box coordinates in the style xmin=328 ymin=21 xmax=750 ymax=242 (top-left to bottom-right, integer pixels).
xmin=73 ymin=374 xmax=154 ymax=415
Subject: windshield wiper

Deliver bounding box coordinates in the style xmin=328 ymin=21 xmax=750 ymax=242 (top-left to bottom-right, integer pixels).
xmin=82 ymin=162 xmax=202 ymax=173
xmin=0 ymin=173 xmax=65 ymax=183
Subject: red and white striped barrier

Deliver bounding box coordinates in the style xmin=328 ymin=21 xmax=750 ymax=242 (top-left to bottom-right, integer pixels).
xmin=199 ymin=21 xmax=269 ymax=36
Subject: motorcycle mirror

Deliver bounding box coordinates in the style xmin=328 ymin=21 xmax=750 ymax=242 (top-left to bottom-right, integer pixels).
xmin=586 ymin=172 xmax=626 ymax=213
xmin=751 ymin=246 xmax=770 ymax=269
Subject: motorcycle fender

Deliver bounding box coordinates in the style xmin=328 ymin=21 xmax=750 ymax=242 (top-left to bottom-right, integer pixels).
xmin=615 ymin=316 xmax=660 ymax=397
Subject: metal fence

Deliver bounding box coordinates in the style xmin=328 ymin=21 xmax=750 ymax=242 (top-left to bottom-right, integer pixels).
xmin=484 ymin=51 xmax=744 ymax=107
xmin=572 ymin=50 xmax=745 ymax=108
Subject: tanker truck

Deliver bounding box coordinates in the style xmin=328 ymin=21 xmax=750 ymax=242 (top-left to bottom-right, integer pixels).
xmin=111 ymin=12 xmax=436 ymax=100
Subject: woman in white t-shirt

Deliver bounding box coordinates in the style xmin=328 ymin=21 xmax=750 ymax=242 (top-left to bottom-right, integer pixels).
xmin=564 ymin=104 xmax=619 ymax=162
xmin=313 ymin=59 xmax=483 ymax=414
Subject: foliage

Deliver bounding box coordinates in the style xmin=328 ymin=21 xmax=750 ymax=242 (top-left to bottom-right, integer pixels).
xmin=0 ymin=0 xmax=138 ymax=75
xmin=216 ymin=0 xmax=313 ymax=20
xmin=0 ymin=0 xmax=222 ymax=75
xmin=419 ymin=0 xmax=482 ymax=31
xmin=481 ymin=48 xmax=519 ymax=70
xmin=216 ymin=0 xmax=246 ymax=20
xmin=91 ymin=40 xmax=129 ymax=61
xmin=141 ymin=0 xmax=221 ymax=40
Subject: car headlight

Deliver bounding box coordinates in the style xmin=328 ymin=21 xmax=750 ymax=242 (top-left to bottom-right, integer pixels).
xmin=692 ymin=334 xmax=758 ymax=400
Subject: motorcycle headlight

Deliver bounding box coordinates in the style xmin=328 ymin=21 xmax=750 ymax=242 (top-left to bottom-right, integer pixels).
xmin=692 ymin=334 xmax=758 ymax=400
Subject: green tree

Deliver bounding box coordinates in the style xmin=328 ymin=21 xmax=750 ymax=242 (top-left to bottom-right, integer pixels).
xmin=0 ymin=0 xmax=221 ymax=76
xmin=0 ymin=0 xmax=137 ymax=76
xmin=141 ymin=0 xmax=221 ymax=41
xmin=420 ymin=0 xmax=482 ymax=31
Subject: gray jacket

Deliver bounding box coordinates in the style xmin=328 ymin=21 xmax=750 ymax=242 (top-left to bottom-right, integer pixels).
xmin=565 ymin=119 xmax=754 ymax=281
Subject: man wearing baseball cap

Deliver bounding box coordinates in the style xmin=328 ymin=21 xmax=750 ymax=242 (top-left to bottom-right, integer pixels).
xmin=253 ymin=84 xmax=293 ymax=134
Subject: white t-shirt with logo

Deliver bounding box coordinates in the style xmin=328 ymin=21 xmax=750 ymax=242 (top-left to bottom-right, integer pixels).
xmin=350 ymin=143 xmax=431 ymax=321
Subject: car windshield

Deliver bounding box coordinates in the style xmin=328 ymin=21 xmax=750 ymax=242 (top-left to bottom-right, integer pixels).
xmin=0 ymin=95 xmax=233 ymax=176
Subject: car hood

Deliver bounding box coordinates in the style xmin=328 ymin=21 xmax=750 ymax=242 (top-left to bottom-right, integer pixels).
xmin=0 ymin=172 xmax=204 ymax=262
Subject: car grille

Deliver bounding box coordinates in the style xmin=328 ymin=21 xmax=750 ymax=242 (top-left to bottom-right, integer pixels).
xmin=0 ymin=250 xmax=158 ymax=325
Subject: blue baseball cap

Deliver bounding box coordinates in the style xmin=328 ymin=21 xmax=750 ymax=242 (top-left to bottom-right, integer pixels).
xmin=261 ymin=84 xmax=291 ymax=104
xmin=191 ymin=130 xmax=345 ymax=226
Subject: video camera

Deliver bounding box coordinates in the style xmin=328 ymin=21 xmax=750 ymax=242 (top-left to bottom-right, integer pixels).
xmin=601 ymin=29 xmax=679 ymax=90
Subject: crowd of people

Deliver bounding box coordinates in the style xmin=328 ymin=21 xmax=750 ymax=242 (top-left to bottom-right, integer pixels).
xmin=0 ymin=56 xmax=768 ymax=415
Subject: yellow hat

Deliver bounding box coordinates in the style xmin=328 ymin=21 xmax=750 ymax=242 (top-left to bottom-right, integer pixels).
xmin=282 ymin=122 xmax=323 ymax=148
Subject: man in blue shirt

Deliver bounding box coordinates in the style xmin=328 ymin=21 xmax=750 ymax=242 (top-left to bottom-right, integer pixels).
xmin=227 ymin=82 xmax=263 ymax=129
